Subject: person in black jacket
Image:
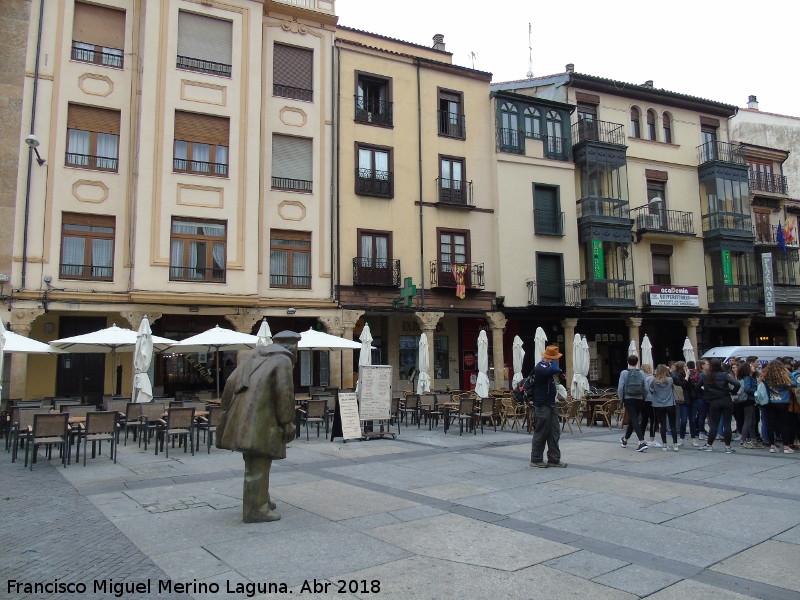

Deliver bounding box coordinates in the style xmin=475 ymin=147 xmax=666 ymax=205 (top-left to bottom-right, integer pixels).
xmin=699 ymin=358 xmax=740 ymax=453
xmin=671 ymin=361 xmax=692 ymax=446
xmin=528 ymin=345 xmax=566 ymax=468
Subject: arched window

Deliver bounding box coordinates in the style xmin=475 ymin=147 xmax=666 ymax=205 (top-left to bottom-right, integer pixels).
xmin=647 ymin=110 xmax=657 ymax=140
xmin=523 ymin=106 xmax=540 ymax=139
xmin=500 ymin=102 xmax=518 ymax=147
xmin=662 ymin=113 xmax=672 ymax=144
xmin=546 ymin=110 xmax=563 ymax=155
xmin=630 ymin=107 xmax=641 ymax=138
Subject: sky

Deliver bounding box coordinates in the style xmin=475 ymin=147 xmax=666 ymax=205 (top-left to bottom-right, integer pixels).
xmin=335 ymin=0 xmax=799 ymax=116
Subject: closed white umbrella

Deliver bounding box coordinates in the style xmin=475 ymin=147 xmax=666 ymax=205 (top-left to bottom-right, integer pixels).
xmin=416 ymin=333 xmax=430 ymax=393
xmin=132 ymin=316 xmax=154 ymax=403
xmin=534 ymin=327 xmax=548 ymax=363
xmin=627 ymin=339 xmax=639 ymax=359
xmin=641 ymin=334 xmax=653 ymax=370
xmin=356 ymin=323 xmax=373 ymax=392
xmin=511 ymin=335 xmax=525 ymax=388
xmin=571 ymin=333 xmax=590 ymax=399
xmin=475 ymin=330 xmax=490 ymax=398
xmin=682 ymin=337 xmax=696 ymax=363
xmin=256 ymin=318 xmax=272 ymax=348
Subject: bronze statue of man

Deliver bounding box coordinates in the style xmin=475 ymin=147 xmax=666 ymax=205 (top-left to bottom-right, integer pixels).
xmin=216 ymin=330 xmax=300 ymax=522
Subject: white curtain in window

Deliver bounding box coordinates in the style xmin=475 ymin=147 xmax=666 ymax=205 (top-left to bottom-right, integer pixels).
xmin=96 ymin=133 xmax=118 ymax=169
xmin=215 ymin=145 xmax=228 ymax=174
xmin=63 ymin=237 xmax=85 ymax=275
xmin=271 ymin=250 xmax=288 ymax=283
xmin=68 ymin=129 xmax=90 ymax=165
xmin=358 ymin=148 xmax=372 ymax=173
xmin=360 ymin=235 xmax=372 ymax=267
xmin=212 ymin=242 xmax=224 ymax=274
xmin=193 ymin=142 xmax=210 ymax=172
xmin=73 ymin=42 xmax=94 ymax=62
xmin=170 ymin=240 xmax=183 ymax=277
xmin=452 ymin=162 xmax=462 ymax=188
xmin=375 ymin=236 xmax=387 ymax=267
xmin=375 ymin=151 xmax=388 ymax=179
xmin=293 ymin=251 xmax=309 ymax=285
xmin=454 ymin=235 xmax=466 ymax=262
xmin=189 ymin=241 xmax=203 ymax=278
xmin=91 ymin=238 xmax=113 ymax=277
xmin=102 ymin=46 xmax=123 ymax=68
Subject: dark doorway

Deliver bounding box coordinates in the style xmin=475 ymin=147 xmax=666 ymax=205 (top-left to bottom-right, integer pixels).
xmin=56 ymin=316 xmax=106 ymax=403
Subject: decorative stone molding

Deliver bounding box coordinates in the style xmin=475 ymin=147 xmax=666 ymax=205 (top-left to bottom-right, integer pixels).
xmin=785 ymin=321 xmax=799 ymax=331
xmin=414 ymin=311 xmax=444 ymax=331
xmin=318 ymin=314 xmax=343 ymax=336
xmin=279 ymin=107 xmax=307 ymax=127
xmin=180 ymin=79 xmax=227 ymax=106
xmin=72 ymin=179 xmax=109 ymax=203
xmin=560 ymin=318 xmax=579 ymax=329
xmin=278 ymin=200 xmax=306 ymax=221
xmin=224 ymin=312 xmax=263 ymax=334
xmin=485 ymin=311 xmax=507 ymax=330
xmin=280 ymin=19 xmax=309 ymax=34
xmin=683 ymin=318 xmax=701 ymax=329
xmin=9 ymin=307 xmax=46 ymax=334
xmin=340 ymin=310 xmax=364 ymax=332
xmin=120 ymin=311 xmax=163 ymax=331
xmin=625 ymin=317 xmax=643 ymax=328
xmin=78 ymin=73 xmax=113 ymax=97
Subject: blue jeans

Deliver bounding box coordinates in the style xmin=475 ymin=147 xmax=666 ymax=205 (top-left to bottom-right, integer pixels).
xmin=695 ymin=396 xmax=708 ymax=435
xmin=678 ymin=404 xmax=690 ymax=438
xmin=760 ymin=405 xmax=769 ymax=441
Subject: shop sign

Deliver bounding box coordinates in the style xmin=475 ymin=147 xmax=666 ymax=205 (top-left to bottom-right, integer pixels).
xmin=762 ymin=253 xmax=775 ymax=317
xmin=721 ymin=250 xmax=733 ymax=285
xmin=591 ymin=240 xmax=605 ymax=279
xmin=648 ymin=285 xmax=700 ymax=307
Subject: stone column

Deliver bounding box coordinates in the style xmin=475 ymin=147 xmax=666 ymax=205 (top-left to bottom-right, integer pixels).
xmin=626 ymin=317 xmax=643 ymax=356
xmin=414 ymin=311 xmax=444 ymax=389
xmin=486 ymin=311 xmax=507 ymax=389
xmin=9 ymin=307 xmax=46 ymax=399
xmin=561 ymin=318 xmax=579 ymax=386
xmin=737 ymin=317 xmax=752 ymax=346
xmin=224 ymin=312 xmax=262 ymax=335
xmin=683 ymin=317 xmax=700 ymax=360
xmin=340 ymin=310 xmax=364 ymax=389
xmin=318 ymin=312 xmax=344 ymax=389
xmin=785 ymin=321 xmax=798 ymax=346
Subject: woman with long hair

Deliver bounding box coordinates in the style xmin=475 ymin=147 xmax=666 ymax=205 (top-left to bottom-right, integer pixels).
xmin=736 ymin=362 xmax=759 ymax=448
xmin=640 ymin=364 xmax=659 ymax=447
xmin=700 ymin=358 xmax=740 ymax=453
xmin=671 ymin=361 xmax=691 ymax=446
xmin=760 ymin=360 xmax=796 ymax=453
xmin=649 ymin=364 xmax=678 ymax=450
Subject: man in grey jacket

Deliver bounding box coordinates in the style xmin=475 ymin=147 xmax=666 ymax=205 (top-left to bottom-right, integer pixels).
xmin=618 ymin=355 xmax=650 ymax=452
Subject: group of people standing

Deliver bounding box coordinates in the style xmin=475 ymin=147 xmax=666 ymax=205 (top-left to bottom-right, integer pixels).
xmin=618 ymin=354 xmax=800 ymax=455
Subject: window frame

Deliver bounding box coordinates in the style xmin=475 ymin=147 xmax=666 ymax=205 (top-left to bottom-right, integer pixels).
xmin=66 ymin=128 xmax=120 ymax=172
xmin=59 ymin=212 xmax=115 ymax=281
xmin=354 ymin=70 xmax=393 ymax=127
xmin=172 ymin=111 xmax=230 ymax=178
xmin=438 ymin=87 xmax=465 ymax=139
xmin=533 ymin=183 xmax=563 ymax=236
xmin=273 ymin=42 xmax=314 ymax=101
xmin=176 ymin=10 xmax=233 ymax=78
xmin=438 ymin=155 xmax=466 ymax=204
xmin=646 ymin=109 xmax=658 ymax=141
xmin=271 ymin=134 xmax=313 ymax=192
xmin=535 ymin=252 xmax=565 ymax=304
xmin=169 ymin=217 xmax=227 ymax=283
xmin=269 ymin=229 xmax=311 ymax=289
xmin=355 ymin=142 xmax=393 ymax=198
xmin=630 ymin=106 xmax=641 ymax=138
xmin=650 ymin=244 xmax=673 ymax=285
xmin=662 ymin=112 xmax=673 ymax=144
xmin=436 ymin=227 xmax=471 ymax=287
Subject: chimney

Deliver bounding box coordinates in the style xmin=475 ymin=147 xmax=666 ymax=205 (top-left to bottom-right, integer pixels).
xmin=748 ymin=95 xmax=759 ymax=110
xmin=432 ymin=34 xmax=445 ymax=51
xmin=642 ymin=80 xmax=654 ymax=88
xmin=565 ymin=63 xmax=574 ymax=73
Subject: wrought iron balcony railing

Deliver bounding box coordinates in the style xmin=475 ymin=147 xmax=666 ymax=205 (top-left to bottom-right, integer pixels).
xmin=352 ymin=258 xmax=401 ymax=287
xmin=753 ymin=224 xmax=799 ymax=247
xmin=169 ymin=266 xmax=225 ymax=283
xmin=173 ymin=157 xmax=228 ymax=177
xmin=436 ymin=179 xmax=473 ymax=207
xmin=701 ymin=211 xmax=753 ymax=234
xmin=498 ymin=127 xmax=523 ymax=153
xmin=66 ymin=152 xmax=118 ymax=172
xmin=581 ymin=279 xmax=636 ymax=303
xmin=271 ymin=176 xmax=312 ymax=192
xmin=72 ymin=42 xmax=123 ymax=68
xmin=543 ymin=135 xmax=570 ymax=161
xmin=269 ymin=273 xmax=311 ymax=289
xmin=707 ymin=284 xmax=759 ymax=306
xmin=355 ymin=168 xmax=393 ymax=198
xmin=527 ymin=279 xmax=581 ymax=307
xmin=571 ymin=119 xmax=626 ymax=146
xmin=429 ymin=261 xmax=485 ymax=289
xmin=576 ymin=197 xmax=630 ymax=220
xmin=273 ymin=83 xmax=313 ymax=102
xmin=749 ymin=171 xmax=788 ymax=195
xmin=697 ymin=141 xmax=745 ymax=165
xmin=438 ymin=111 xmax=466 ymax=138
xmin=60 ymin=263 xmax=113 ymax=281
xmin=630 ymin=206 xmax=695 ymax=236
xmin=354 ymin=97 xmax=393 ymax=127
xmin=176 ymin=55 xmax=232 ymax=77
xmin=534 ymin=209 xmax=565 ymax=236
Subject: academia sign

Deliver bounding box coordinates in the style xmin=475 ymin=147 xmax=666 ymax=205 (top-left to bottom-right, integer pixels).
xmin=648 ymin=285 xmax=700 ymax=307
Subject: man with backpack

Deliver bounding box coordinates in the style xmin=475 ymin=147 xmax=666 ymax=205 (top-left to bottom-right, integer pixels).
xmin=618 ymin=355 xmax=649 ymax=452
xmin=528 ymin=345 xmax=567 ymax=468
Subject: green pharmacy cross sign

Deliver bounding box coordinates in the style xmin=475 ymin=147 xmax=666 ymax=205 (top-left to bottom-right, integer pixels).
xmin=393 ymin=277 xmax=417 ymax=308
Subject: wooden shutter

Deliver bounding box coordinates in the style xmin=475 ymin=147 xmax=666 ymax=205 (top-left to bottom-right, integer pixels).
xmin=534 ymin=185 xmax=558 ymax=213
xmin=273 ymin=43 xmax=313 ymax=90
xmin=537 ymin=255 xmax=562 ymax=285
xmin=67 ymin=104 xmax=120 ymax=134
xmin=272 ymin=135 xmax=312 ymax=180
xmin=177 ymin=11 xmax=232 ymax=65
xmin=63 ymin=212 xmax=115 ymax=229
xmin=73 ymin=2 xmax=126 ymax=49
xmin=174 ymin=111 xmax=229 ymax=145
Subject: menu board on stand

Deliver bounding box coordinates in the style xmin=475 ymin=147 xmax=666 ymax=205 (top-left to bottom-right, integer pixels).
xmin=357 ymin=365 xmax=395 ymax=439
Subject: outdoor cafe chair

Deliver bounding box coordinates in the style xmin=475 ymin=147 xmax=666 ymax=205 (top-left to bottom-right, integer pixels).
xmin=9 ymin=407 xmax=51 ymax=460
xmin=80 ymin=411 xmax=118 ymax=466
xmin=399 ymin=394 xmax=420 ymax=426
xmin=138 ymin=402 xmax=167 ymax=450
xmin=156 ymin=407 xmax=196 ymax=457
xmin=557 ymin=400 xmax=583 ymax=434
xmin=103 ymin=399 xmax=129 ymax=424
xmin=302 ymin=399 xmax=328 ymax=440
xmin=475 ymin=397 xmax=497 ymax=433
xmin=25 ymin=413 xmax=69 ymax=470
xmin=122 ymin=403 xmax=144 ymax=445
xmin=389 ymin=396 xmax=401 ymax=426
xmin=196 ymin=405 xmax=224 ymax=453
xmin=418 ymin=394 xmax=442 ymax=430
xmin=456 ymin=397 xmax=477 ymax=436
xmin=499 ymin=397 xmax=526 ymax=432
xmin=594 ymin=398 xmax=620 ymax=430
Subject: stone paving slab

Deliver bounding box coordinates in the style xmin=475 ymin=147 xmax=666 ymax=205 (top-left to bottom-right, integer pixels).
xmin=543 ymin=549 xmax=630 ymax=579
xmin=591 ymin=563 xmax=683 ymax=597
xmin=455 ymin=481 xmax=596 ymax=515
xmin=775 ymin=524 xmax=800 ymax=545
xmin=710 ymin=540 xmax=800 ymax=592
xmin=410 ymin=482 xmax=490 ymax=500
xmin=646 ymin=579 xmax=757 ymax=600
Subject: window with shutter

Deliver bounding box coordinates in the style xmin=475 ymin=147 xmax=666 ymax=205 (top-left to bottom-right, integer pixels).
xmin=72 ymin=2 xmax=125 ymax=68
xmin=66 ymin=104 xmax=121 ymax=171
xmin=173 ymin=111 xmax=229 ymax=177
xmin=60 ymin=213 xmax=115 ymax=281
xmin=533 ymin=184 xmax=562 ymax=235
xmin=273 ymin=44 xmax=313 ymax=101
xmin=356 ymin=144 xmax=393 ymax=198
xmin=536 ymin=254 xmax=564 ymax=304
xmin=169 ymin=218 xmax=226 ymax=282
xmin=176 ymin=11 xmax=233 ymax=77
xmin=270 ymin=230 xmax=311 ymax=289
xmin=271 ymin=135 xmax=313 ymax=191
xmin=652 ymin=253 xmax=672 ymax=285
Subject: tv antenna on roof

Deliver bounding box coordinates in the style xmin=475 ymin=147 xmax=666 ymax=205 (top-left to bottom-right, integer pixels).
xmin=526 ymin=22 xmax=533 ymax=78
xmin=469 ymin=51 xmax=477 ymax=69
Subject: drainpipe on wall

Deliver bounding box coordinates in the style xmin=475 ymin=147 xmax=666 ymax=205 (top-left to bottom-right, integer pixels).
xmin=20 ymin=0 xmax=46 ymax=292
xmin=416 ymin=59 xmax=425 ymax=308
xmin=332 ymin=43 xmax=340 ymax=303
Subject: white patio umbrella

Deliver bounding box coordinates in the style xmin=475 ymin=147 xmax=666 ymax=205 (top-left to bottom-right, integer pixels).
xmin=571 ymin=333 xmax=590 ymax=399
xmin=641 ymin=334 xmax=654 ymax=370
xmin=511 ymin=335 xmax=525 ymax=389
xmin=51 ymin=324 xmax=176 ymax=395
xmin=132 ymin=316 xmax=154 ymax=403
xmin=168 ymin=325 xmax=258 ymax=397
xmin=356 ymin=323 xmax=373 ymax=392
xmin=256 ymin=318 xmax=272 ymax=348
xmin=682 ymin=337 xmax=696 ymax=363
xmin=1 ymin=320 xmax=63 ymax=398
xmin=416 ymin=333 xmax=431 ymax=393
xmin=627 ymin=339 xmax=639 ymax=358
xmin=534 ymin=327 xmax=548 ymax=363
xmin=298 ymin=328 xmax=362 ymax=350
xmin=475 ymin=330 xmax=490 ymax=398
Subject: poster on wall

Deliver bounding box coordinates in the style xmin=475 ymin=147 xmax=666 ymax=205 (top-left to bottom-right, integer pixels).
xmin=462 ymin=350 xmax=477 ymax=371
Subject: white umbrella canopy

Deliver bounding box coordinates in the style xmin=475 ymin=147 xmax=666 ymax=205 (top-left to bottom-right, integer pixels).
xmin=475 ymin=330 xmax=490 ymax=398
xmin=627 ymin=339 xmax=639 ymax=358
xmin=1 ymin=330 xmax=62 ymax=354
xmin=682 ymin=337 xmax=696 ymax=363
xmin=511 ymin=335 xmax=525 ymax=388
xmin=641 ymin=334 xmax=654 ymax=369
xmin=256 ymin=318 xmax=272 ymax=348
xmin=416 ymin=333 xmax=430 ymax=393
xmin=534 ymin=327 xmax=548 ymax=363
xmin=132 ymin=317 xmax=154 ymax=403
xmin=356 ymin=323 xmax=373 ymax=393
xmin=571 ymin=333 xmax=590 ymax=399
xmin=298 ymin=328 xmax=362 ymax=350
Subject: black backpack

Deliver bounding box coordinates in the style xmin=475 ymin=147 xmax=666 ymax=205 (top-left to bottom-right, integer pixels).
xmin=521 ymin=373 xmax=536 ymax=406
xmin=623 ymin=368 xmax=645 ymax=399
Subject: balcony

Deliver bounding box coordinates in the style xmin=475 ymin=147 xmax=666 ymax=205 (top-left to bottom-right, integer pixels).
xmin=60 ymin=263 xmax=113 ymax=281
xmin=707 ymin=284 xmax=759 ymax=312
xmin=749 ymin=171 xmax=788 ymax=195
xmin=577 ymin=197 xmax=630 ymax=220
xmin=272 ymin=176 xmax=312 ymax=192
xmin=72 ymin=42 xmax=123 ymax=69
xmin=754 ymin=224 xmax=799 ymax=247
xmin=697 ymin=141 xmax=745 ymax=166
xmin=534 ymin=209 xmax=564 ymax=236
xmin=355 ymin=168 xmax=393 ymax=198
xmin=571 ymin=119 xmax=626 ymax=146
xmin=66 ymin=152 xmax=118 ymax=172
xmin=173 ymin=157 xmax=228 ymax=177
xmin=438 ymin=111 xmax=465 ymax=138
xmin=354 ymin=97 xmax=393 ymax=127
xmin=436 ymin=179 xmax=473 ymax=207
xmin=169 ymin=265 xmax=225 ymax=283
xmin=774 ymin=285 xmax=800 ymax=305
xmin=527 ymin=279 xmax=581 ymax=307
xmin=273 ymin=84 xmax=313 ymax=102
xmin=630 ymin=206 xmax=695 ymax=241
xmin=267 ymin=0 xmax=335 ymax=15
xmin=580 ymin=279 xmax=636 ymax=309
xmin=498 ymin=128 xmax=523 ymax=154
xmin=640 ymin=284 xmax=700 ymax=310
xmin=352 ymin=258 xmax=400 ymax=287
xmin=429 ymin=262 xmax=485 ymax=289
xmin=176 ymin=55 xmax=231 ymax=77
xmin=542 ymin=135 xmax=570 ymax=161
xmin=701 ymin=212 xmax=753 ymax=237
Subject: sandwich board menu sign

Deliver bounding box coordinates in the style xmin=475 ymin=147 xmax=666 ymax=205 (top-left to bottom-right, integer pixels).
xmin=337 ymin=392 xmax=362 ymax=440
xmin=358 ymin=365 xmax=392 ymax=421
